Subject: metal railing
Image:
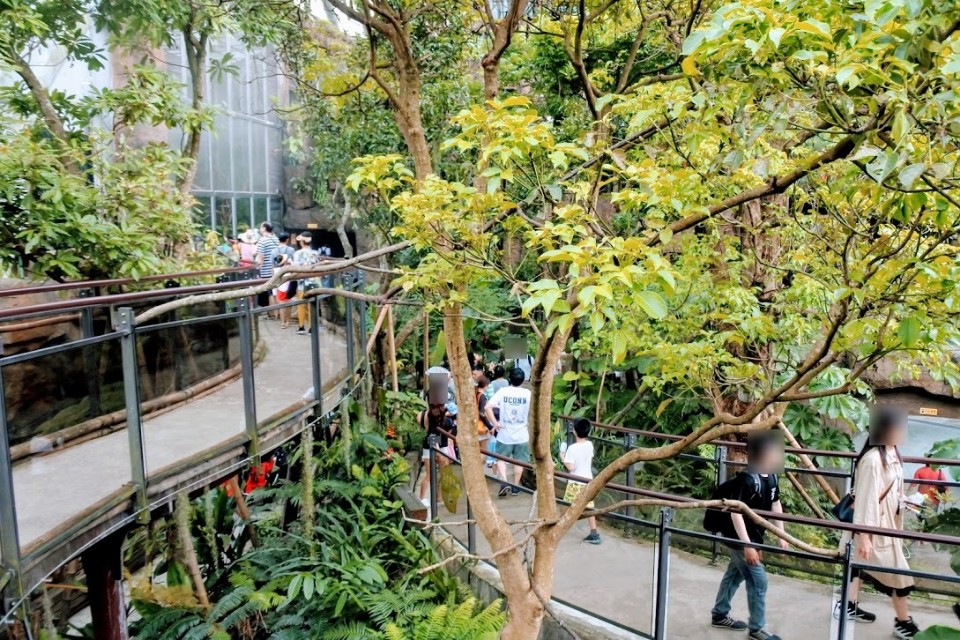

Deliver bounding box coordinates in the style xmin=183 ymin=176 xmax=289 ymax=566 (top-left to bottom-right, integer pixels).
xmin=560 ymin=415 xmax=960 ymax=501
xmin=0 ymin=267 xmax=365 ymax=620
xmin=426 ymin=429 xmax=960 ymax=640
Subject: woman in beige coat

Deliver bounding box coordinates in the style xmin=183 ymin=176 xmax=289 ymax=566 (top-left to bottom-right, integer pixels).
xmin=837 ymin=407 xmax=920 ymax=639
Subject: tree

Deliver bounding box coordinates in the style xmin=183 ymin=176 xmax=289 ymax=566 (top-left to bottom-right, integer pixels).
xmin=345 ymin=0 xmax=960 ymax=636
xmin=96 ymin=0 xmax=305 ymax=193
xmin=0 ymin=0 xmax=203 ymax=280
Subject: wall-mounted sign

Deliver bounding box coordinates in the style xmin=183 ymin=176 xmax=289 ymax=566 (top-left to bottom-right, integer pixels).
xmin=919 ymin=407 xmax=939 ymax=416
xmin=307 ymin=223 xmax=319 ymax=229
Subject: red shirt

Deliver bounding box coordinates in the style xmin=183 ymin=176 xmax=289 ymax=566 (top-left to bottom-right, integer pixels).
xmin=913 ymin=465 xmax=946 ymax=504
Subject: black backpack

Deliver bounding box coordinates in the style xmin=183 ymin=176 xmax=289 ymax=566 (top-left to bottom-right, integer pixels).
xmin=702 ymin=472 xmax=778 ymax=535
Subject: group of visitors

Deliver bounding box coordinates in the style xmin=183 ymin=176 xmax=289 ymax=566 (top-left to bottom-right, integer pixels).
xmin=216 ymin=222 xmax=333 ymax=335
xmin=417 ymin=353 xmax=603 ymax=546
xmin=417 ymin=356 xmax=951 ymax=639
xmin=706 ymin=407 xmax=931 ymax=639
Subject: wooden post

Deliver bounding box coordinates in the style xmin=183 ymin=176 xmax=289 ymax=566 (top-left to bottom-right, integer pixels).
xmin=81 ymin=531 xmax=128 ymax=640
xmin=386 ymin=305 xmax=399 ymax=393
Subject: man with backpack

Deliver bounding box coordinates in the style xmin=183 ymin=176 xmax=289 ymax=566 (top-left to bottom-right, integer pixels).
xmin=705 ymin=431 xmax=788 ymax=640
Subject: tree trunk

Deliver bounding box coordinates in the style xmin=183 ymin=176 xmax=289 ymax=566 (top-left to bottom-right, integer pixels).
xmin=12 ymin=52 xmax=81 ymax=174
xmin=178 ymin=30 xmax=208 ymax=195
xmin=337 ymin=195 xmax=355 ymax=258
xmin=395 ymin=92 xmax=433 ymax=180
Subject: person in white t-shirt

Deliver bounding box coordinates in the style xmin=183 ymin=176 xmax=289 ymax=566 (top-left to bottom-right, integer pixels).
xmin=561 ymin=418 xmax=600 ymax=544
xmin=485 ymin=368 xmax=531 ymax=498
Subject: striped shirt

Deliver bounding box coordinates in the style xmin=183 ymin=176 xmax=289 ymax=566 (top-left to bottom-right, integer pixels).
xmin=256 ymin=235 xmax=280 ymax=278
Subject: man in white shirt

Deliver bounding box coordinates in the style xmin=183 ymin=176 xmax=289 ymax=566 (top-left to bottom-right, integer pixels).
xmin=485 ymin=368 xmax=531 ymax=497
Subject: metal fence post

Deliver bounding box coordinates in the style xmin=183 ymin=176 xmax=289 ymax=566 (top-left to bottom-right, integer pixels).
xmin=310 ymin=296 xmax=323 ymax=417
xmin=118 ymin=308 xmax=149 ymax=523
xmin=711 ymin=444 xmax=724 ymax=564
xmin=565 ymin=420 xmax=575 ymax=448
xmin=0 ymin=364 xmax=24 ymax=604
xmin=238 ymin=298 xmax=259 ymax=456
xmin=717 ymin=445 xmax=728 ymax=485
xmin=79 ymin=289 xmax=102 ymax=419
xmin=427 ymin=435 xmax=439 ymax=519
xmin=625 ymin=432 xmax=636 ymax=520
xmin=836 ymin=541 xmax=854 ymax=640
xmin=653 ymin=507 xmax=673 ymax=640
xmin=467 ymin=496 xmax=477 ymax=555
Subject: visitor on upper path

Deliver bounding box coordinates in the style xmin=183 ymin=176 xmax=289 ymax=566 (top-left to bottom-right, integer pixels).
xmin=707 ymin=430 xmax=787 ymax=640
xmin=561 ymin=417 xmax=600 ymax=545
xmin=485 ymin=368 xmax=531 ymax=498
xmin=274 ymin=232 xmax=297 ymax=329
xmin=293 ymin=232 xmax=320 ymax=336
xmin=238 ymin=229 xmax=258 ymax=266
xmin=836 ymin=407 xmax=921 ymax=639
xmin=912 ymin=454 xmax=947 ymax=509
xmin=255 ymin=222 xmax=280 ymax=312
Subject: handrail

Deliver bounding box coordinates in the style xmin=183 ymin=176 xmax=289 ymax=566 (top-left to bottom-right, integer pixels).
xmin=0 ymin=266 xmax=250 ymax=299
xmin=0 ymin=261 xmax=358 ymax=323
xmin=560 ymin=414 xmax=960 ymax=469
xmin=433 ymin=427 xmax=960 ymax=548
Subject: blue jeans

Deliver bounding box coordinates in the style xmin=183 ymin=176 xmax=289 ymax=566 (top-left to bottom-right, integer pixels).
xmin=711 ymin=545 xmax=768 ymax=631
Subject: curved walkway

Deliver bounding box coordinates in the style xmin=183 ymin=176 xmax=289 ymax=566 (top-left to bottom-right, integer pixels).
xmin=11 ymin=320 xmax=346 ymax=581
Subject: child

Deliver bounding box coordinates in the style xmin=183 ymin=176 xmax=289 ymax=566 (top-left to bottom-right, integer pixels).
xmin=709 ymin=431 xmax=787 ymax=640
xmin=562 ymin=418 xmax=600 ymax=545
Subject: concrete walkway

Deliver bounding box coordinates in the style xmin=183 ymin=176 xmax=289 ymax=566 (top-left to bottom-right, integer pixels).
xmin=438 ymin=479 xmax=959 ymax=639
xmin=12 ymin=320 xmax=346 ymax=549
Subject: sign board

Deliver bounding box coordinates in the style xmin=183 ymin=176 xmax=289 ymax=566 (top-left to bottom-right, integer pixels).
xmin=307 ymin=223 xmax=319 ymax=229
xmin=918 ymin=407 xmax=939 ymax=416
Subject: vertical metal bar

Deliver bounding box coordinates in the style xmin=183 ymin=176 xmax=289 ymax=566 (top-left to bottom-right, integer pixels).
xmin=0 ymin=363 xmax=24 ymax=602
xmin=565 ymin=419 xmax=575 ymax=449
xmin=625 ymin=433 xmax=636 ymax=520
xmin=356 ymin=270 xmax=367 ymax=370
xmin=310 ymin=296 xmax=323 ymax=417
xmin=653 ymin=507 xmax=673 ymax=640
xmin=717 ymin=446 xmax=728 ymax=485
xmin=79 ymin=289 xmax=102 ymax=419
xmin=118 ymin=309 xmax=149 ymax=522
xmin=711 ymin=444 xmax=724 ymax=564
xmin=428 ymin=434 xmax=439 ymax=519
xmin=238 ymin=298 xmax=259 ymax=456
xmin=466 ymin=496 xmax=476 ymax=555
xmin=836 ymin=542 xmax=853 ymax=640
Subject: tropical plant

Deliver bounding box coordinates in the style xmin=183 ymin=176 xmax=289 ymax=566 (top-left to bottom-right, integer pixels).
xmin=130 ymin=419 xmax=504 ymax=639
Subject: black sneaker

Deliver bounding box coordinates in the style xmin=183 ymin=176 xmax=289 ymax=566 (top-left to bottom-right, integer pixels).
xmin=833 ymin=600 xmax=876 ymax=623
xmin=296 ymin=327 xmax=306 ymax=335
xmin=511 ymin=488 xmax=520 ymax=496
xmin=748 ymin=631 xmax=781 ymax=640
xmin=711 ymin=615 xmax=747 ymax=631
xmin=497 ymin=486 xmax=510 ymax=498
xmin=894 ymin=617 xmax=920 ymax=639
xmin=583 ymin=532 xmax=601 ymax=545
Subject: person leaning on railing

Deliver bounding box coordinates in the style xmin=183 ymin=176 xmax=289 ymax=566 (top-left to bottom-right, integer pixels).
xmin=836 ymin=406 xmax=922 ymax=639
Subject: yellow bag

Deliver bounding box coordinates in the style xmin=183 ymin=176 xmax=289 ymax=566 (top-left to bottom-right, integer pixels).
xmin=562 ymin=480 xmax=594 ymax=509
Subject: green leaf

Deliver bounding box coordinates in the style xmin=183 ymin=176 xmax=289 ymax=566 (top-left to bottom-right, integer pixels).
xmin=635 ymin=291 xmax=668 ymax=319
xmin=898 ymin=163 xmax=925 ymax=189
xmin=897 ymin=316 xmax=922 ymax=347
